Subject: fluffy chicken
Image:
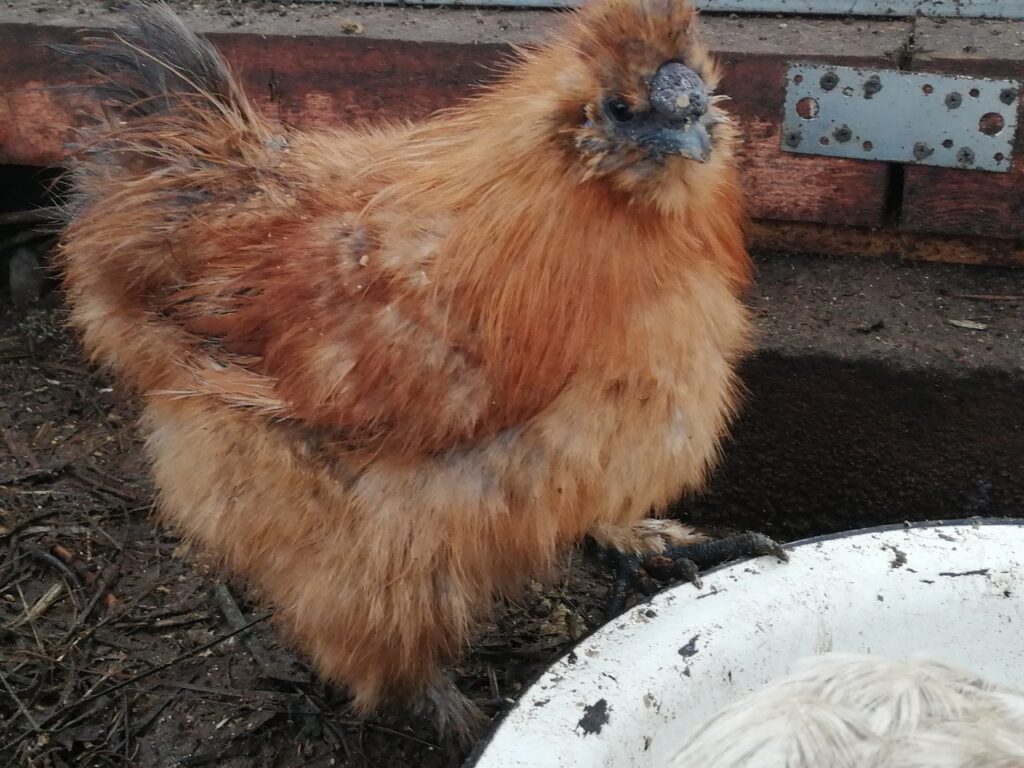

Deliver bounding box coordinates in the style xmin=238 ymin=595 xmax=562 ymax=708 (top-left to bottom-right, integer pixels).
xmin=669 ymin=654 xmax=1024 ymax=767
xmin=58 ymin=0 xmax=784 ymax=735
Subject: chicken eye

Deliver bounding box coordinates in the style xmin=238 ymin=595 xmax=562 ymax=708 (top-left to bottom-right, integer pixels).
xmin=605 ymin=98 xmax=634 ymax=123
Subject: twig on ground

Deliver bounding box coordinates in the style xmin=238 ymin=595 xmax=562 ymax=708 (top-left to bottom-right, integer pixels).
xmin=9 ymin=582 xmax=65 ymax=627
xmin=953 ymin=293 xmax=1022 ymax=302
xmin=0 ymin=462 xmax=70 ymax=486
xmin=213 ymin=583 xmax=274 ymax=676
xmin=0 ymin=612 xmax=273 ymax=755
xmin=45 ymin=539 xmax=120 ymax=611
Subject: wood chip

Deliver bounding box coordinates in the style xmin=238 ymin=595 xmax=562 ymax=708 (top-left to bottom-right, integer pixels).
xmin=11 ymin=582 xmax=65 ymax=626
xmin=953 ymin=294 xmax=1022 ymax=302
xmin=947 ymin=319 xmax=989 ymax=331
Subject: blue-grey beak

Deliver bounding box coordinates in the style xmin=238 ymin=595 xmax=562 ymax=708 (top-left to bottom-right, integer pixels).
xmin=645 ymin=123 xmax=712 ymax=163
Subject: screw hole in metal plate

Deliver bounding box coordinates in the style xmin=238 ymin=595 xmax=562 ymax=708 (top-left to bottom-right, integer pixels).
xmin=796 ymin=97 xmax=819 ymax=119
xmin=979 ymin=112 xmax=1005 ymax=136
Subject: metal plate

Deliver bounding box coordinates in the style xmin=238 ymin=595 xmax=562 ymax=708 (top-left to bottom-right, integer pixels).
xmin=782 ymin=64 xmax=1021 ymax=172
xmin=337 ymin=0 xmax=1024 ymax=17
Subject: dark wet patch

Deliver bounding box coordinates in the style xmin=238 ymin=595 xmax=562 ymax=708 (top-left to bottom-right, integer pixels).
xmin=678 ymin=634 xmax=700 ymax=658
xmin=887 ymin=546 xmax=907 ymax=569
xmin=577 ymin=699 xmax=610 ymax=736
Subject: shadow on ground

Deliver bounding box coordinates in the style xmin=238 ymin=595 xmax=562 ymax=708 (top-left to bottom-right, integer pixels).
xmin=685 ymin=352 xmax=1023 ymax=538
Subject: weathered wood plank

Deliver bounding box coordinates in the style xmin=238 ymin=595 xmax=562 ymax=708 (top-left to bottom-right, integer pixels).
xmin=750 ymin=220 xmax=1024 ymax=266
xmin=347 ymin=0 xmax=1021 ymax=20
xmin=0 ymin=13 xmax=906 ymax=228
xmin=211 ymin=34 xmax=509 ymax=130
xmin=901 ymin=19 xmax=1024 ymax=238
xmin=0 ymin=24 xmax=510 ymax=166
xmin=0 ymin=26 xmax=82 ymax=168
xmin=718 ymin=54 xmax=892 ymax=225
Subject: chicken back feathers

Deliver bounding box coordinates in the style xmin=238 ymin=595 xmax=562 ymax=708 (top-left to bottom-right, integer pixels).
xmin=59 ymin=0 xmax=751 ymax=727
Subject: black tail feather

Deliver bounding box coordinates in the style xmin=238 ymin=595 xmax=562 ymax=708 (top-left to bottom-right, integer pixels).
xmin=55 ymin=2 xmax=270 ymax=224
xmin=54 ymin=1 xmax=246 ymax=119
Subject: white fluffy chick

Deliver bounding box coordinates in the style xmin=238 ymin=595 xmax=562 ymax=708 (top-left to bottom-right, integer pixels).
xmin=667 ymin=653 xmax=1024 ymax=768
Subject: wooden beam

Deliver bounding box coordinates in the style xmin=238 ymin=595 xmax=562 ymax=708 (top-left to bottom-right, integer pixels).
xmin=750 ymin=220 xmax=1024 ymax=266
xmin=350 ymin=0 xmax=1022 ymax=20
xmin=0 ymin=10 xmax=907 ymax=228
xmin=0 ymin=23 xmax=512 ymax=167
xmin=900 ymin=19 xmax=1024 ymax=239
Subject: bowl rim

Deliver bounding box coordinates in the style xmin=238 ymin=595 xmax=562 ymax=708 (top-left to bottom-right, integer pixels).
xmin=464 ymin=515 xmax=1024 ymax=767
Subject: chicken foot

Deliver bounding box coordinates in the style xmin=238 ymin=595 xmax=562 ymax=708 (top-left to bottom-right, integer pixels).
xmin=588 ymin=521 xmax=788 ymax=616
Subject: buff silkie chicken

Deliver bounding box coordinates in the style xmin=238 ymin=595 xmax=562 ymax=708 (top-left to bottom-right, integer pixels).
xmin=58 ymin=0 xmax=786 ymax=737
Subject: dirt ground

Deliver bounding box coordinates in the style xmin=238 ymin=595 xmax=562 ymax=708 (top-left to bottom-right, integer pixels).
xmin=2 ymin=255 xmax=1022 ymax=767
xmin=1 ymin=157 xmax=1022 ymax=767
xmin=0 ymin=300 xmax=625 ymax=768
xmin=0 ymin=1 xmax=1021 ymax=764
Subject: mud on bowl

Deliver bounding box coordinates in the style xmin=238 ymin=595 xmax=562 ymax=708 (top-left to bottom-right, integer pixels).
xmin=467 ymin=519 xmax=1024 ymax=768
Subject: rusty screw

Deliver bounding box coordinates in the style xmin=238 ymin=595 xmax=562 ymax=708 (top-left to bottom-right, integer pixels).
xmin=820 ymin=72 xmax=839 ymax=91
xmin=957 ymin=147 xmax=976 ymax=165
xmin=833 ymin=125 xmax=853 ymax=143
xmin=913 ymin=142 xmax=934 ymax=161
xmin=945 ymin=92 xmax=963 ymax=109
xmin=783 ymin=129 xmax=803 ymax=148
xmin=1000 ymin=87 xmax=1020 ymax=106
xmin=863 ymin=75 xmax=883 ymax=99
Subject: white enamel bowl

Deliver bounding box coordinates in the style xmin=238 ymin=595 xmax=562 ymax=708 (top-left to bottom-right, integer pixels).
xmin=468 ymin=520 xmax=1024 ymax=768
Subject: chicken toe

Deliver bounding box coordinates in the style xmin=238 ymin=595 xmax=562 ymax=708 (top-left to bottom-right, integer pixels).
xmin=590 ymin=525 xmax=788 ymax=616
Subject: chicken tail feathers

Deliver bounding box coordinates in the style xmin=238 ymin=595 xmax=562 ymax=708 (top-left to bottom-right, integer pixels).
xmin=56 ymin=3 xmax=284 ymax=394
xmin=56 ymin=1 xmax=275 ymax=221
xmin=60 ymin=2 xmax=245 ymax=121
